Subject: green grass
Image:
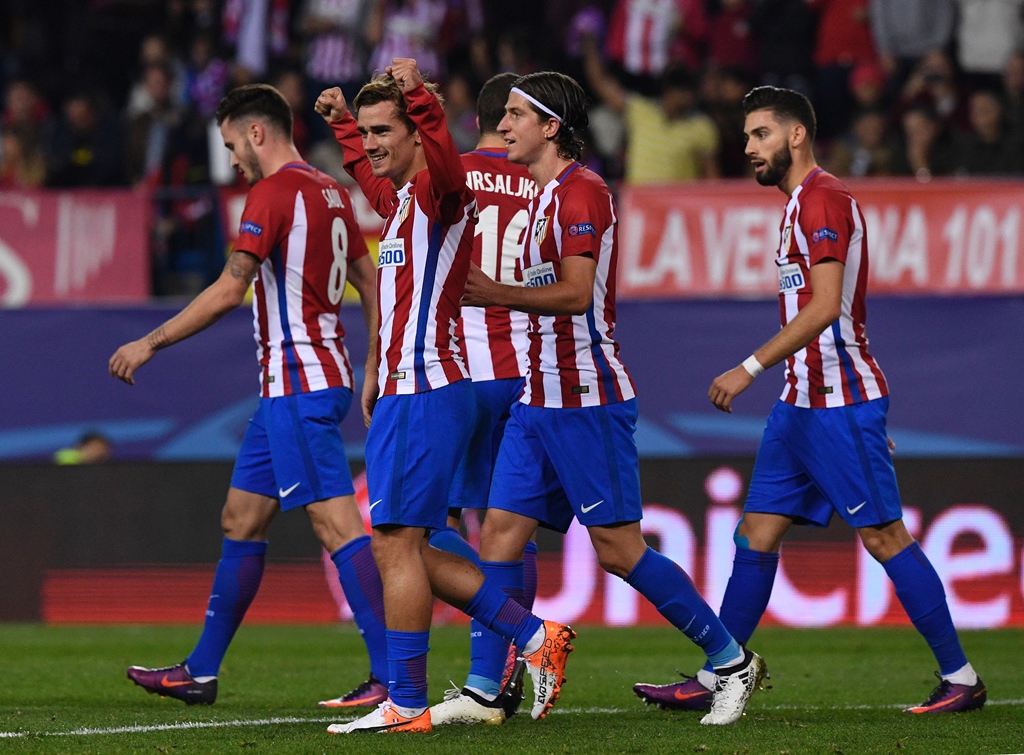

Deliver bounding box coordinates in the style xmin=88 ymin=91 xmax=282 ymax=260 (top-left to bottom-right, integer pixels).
xmin=1 ymin=624 xmax=1021 ymax=754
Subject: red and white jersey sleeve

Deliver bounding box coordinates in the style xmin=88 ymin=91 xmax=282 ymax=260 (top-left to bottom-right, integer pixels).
xmin=775 ymin=168 xmax=888 ymax=408
xmin=457 ymin=149 xmax=536 ymax=382
xmin=519 ymin=163 xmax=635 ymax=408
xmin=234 ymin=164 xmax=370 ymax=398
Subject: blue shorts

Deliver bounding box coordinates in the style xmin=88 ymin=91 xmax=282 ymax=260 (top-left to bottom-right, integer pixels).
xmin=230 ymin=387 xmax=355 ymax=512
xmin=488 ymin=398 xmax=643 ymax=533
xmin=745 ymin=398 xmax=903 ymax=528
xmin=449 ymin=377 xmax=524 ymax=509
xmin=365 ymin=380 xmax=475 ymax=530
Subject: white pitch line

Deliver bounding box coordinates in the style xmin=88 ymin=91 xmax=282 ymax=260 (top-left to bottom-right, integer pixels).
xmin=2 ymin=699 xmax=1021 ymax=739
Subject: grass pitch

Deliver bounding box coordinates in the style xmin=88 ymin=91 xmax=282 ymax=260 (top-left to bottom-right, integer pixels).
xmin=0 ymin=624 xmax=1021 ymax=754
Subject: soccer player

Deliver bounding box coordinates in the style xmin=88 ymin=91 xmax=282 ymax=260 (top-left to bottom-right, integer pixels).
xmin=632 ymin=86 xmax=986 ymax=715
xmin=461 ymin=71 xmax=766 ymax=727
xmin=109 ymin=83 xmax=390 ymax=709
xmin=426 ymin=72 xmax=539 ymax=727
xmin=315 ymin=58 xmax=573 ymax=735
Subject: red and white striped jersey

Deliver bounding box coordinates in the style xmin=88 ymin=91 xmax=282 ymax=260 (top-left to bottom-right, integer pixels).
xmin=234 ymin=163 xmax=370 ymax=398
xmin=605 ymin=0 xmax=707 ymax=76
xmin=457 ymin=149 xmax=536 ymax=382
xmin=519 ymin=163 xmax=635 ymax=408
xmin=775 ymin=168 xmax=889 ymax=408
xmin=304 ymin=0 xmax=366 ymax=83
xmin=331 ymin=83 xmax=476 ymax=396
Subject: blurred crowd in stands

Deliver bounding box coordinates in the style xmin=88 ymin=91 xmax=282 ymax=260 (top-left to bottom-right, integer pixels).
xmin=1 ymin=0 xmax=1022 ymax=292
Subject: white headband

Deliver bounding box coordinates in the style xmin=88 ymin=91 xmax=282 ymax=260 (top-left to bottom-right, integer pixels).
xmin=511 ymin=86 xmax=572 ymax=131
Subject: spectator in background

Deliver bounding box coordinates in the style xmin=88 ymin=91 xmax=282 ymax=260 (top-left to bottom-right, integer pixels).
xmin=125 ymin=65 xmax=185 ymax=185
xmin=47 ymin=91 xmax=124 ymax=187
xmin=185 ymin=33 xmax=232 ymax=120
xmin=272 ymin=69 xmax=312 ymax=157
xmin=301 ymin=0 xmax=375 ymax=122
xmin=749 ymin=0 xmax=816 ymax=95
xmin=604 ymin=0 xmax=707 ymax=96
xmin=222 ymin=0 xmax=291 ymax=81
xmin=954 ymin=0 xmax=1024 ymax=90
xmin=901 ymin=50 xmax=969 ymax=130
xmin=808 ymin=0 xmax=877 ymax=140
xmin=585 ymin=35 xmax=719 ymax=181
xmin=54 ymin=432 xmax=112 ymax=465
xmin=824 ymin=106 xmax=896 ymax=177
xmin=1004 ymin=51 xmax=1024 ymax=138
xmin=368 ymin=0 xmax=450 ymax=80
xmin=442 ymin=69 xmax=480 ymax=153
xmin=704 ymin=65 xmax=757 ymax=177
xmin=125 ymin=35 xmax=188 ymax=120
xmin=0 ymin=124 xmax=48 ymax=188
xmin=2 ymin=78 xmax=54 ymax=137
xmin=892 ymin=100 xmax=960 ymax=180
xmin=955 ymin=89 xmax=1024 ymax=175
xmin=849 ymin=60 xmax=887 ymax=111
xmin=869 ymin=0 xmax=956 ymax=94
xmin=706 ymin=0 xmax=757 ymax=73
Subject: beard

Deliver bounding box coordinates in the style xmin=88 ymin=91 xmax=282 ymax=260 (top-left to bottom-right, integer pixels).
xmin=756 ymin=143 xmax=793 ymax=187
xmin=242 ymin=143 xmax=263 ymax=185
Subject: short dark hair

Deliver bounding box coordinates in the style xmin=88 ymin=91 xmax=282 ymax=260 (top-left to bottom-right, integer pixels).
xmin=353 ymin=74 xmax=443 ymax=134
xmin=478 ymin=72 xmax=519 ymax=135
xmin=511 ymin=71 xmax=588 ymax=161
xmin=743 ymin=85 xmax=817 ymax=142
xmin=216 ymin=84 xmax=293 ymax=138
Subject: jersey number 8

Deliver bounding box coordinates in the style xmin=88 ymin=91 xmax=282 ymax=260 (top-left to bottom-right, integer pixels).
xmin=328 ymin=216 xmax=348 ymax=305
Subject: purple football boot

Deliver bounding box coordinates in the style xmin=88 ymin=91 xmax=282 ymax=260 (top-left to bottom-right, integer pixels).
xmin=127 ymin=661 xmax=217 ymax=705
xmin=905 ymin=673 xmax=987 ymax=714
xmin=633 ymin=673 xmax=713 ymax=712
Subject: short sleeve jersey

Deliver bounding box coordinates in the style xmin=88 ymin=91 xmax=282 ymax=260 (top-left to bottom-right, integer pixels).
xmin=234 ymin=163 xmax=370 ymax=398
xmin=518 ymin=163 xmax=636 ymax=408
xmin=457 ymin=148 xmax=536 ymax=382
xmin=776 ymin=168 xmax=888 ymax=407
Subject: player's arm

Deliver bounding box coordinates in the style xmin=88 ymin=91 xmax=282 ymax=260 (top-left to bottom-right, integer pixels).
xmin=345 ymin=252 xmax=380 ymax=427
xmin=390 ymin=59 xmax=468 ymax=215
xmin=316 ymin=87 xmax=396 ymax=217
xmin=463 ymin=254 xmax=596 ymax=316
xmin=582 ymin=34 xmax=627 ymax=114
xmin=708 ymin=259 xmax=844 ymax=412
xmin=109 ymin=251 xmax=259 ymax=385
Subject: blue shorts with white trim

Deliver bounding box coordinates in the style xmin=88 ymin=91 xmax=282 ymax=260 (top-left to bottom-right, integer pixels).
xmin=744 ymin=397 xmax=903 ymax=528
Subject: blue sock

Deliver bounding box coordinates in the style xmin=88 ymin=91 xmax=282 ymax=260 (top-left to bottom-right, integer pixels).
xmin=523 ymin=541 xmax=538 ymax=609
xmin=330 ymin=536 xmax=388 ymax=683
xmin=701 ymin=547 xmax=779 ymax=673
xmin=427 ymin=526 xmax=481 ymax=567
xmin=186 ymin=538 xmax=267 ymax=677
xmin=467 ymin=560 xmax=524 ymax=695
xmin=463 ymin=579 xmax=543 ymax=650
xmin=626 ymin=547 xmax=740 ymax=668
xmin=884 ymin=541 xmax=967 ymax=675
xmin=386 ymin=629 xmax=429 ymax=709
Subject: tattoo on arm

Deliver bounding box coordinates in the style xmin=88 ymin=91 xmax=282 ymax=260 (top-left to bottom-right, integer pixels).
xmin=227 ymin=253 xmax=258 ymax=285
xmin=147 ymin=326 xmax=170 ymax=350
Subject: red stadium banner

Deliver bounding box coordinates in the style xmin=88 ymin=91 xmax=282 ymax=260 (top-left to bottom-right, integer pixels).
xmin=618 ymin=179 xmax=1024 ymax=298
xmin=0 ymin=190 xmax=151 ymax=305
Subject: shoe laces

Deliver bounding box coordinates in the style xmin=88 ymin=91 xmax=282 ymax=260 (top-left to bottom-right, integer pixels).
xmin=441 ymin=683 xmax=462 ymax=702
xmin=341 ymin=677 xmax=380 ymax=701
xmin=921 ymin=672 xmax=953 ymax=705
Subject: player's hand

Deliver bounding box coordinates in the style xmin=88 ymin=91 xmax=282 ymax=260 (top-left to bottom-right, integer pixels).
xmin=461 ymin=263 xmax=501 ymax=308
xmin=708 ymin=365 xmax=755 ymax=414
xmin=361 ymin=365 xmax=379 ymax=428
xmin=109 ymin=339 xmax=155 ymax=386
xmin=315 ymin=87 xmax=348 ymax=123
xmin=386 ymin=58 xmax=423 ymax=92
xmin=888 ymin=436 xmax=896 ymax=457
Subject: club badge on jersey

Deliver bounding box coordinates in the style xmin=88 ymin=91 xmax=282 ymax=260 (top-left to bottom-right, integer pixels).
xmin=533 ymin=216 xmax=550 ymax=245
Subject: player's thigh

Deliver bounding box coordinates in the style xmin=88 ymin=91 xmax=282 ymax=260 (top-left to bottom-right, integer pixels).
xmin=744 ymin=401 xmax=834 ymax=527
xmin=265 ymin=387 xmax=355 ymax=512
xmin=305 ymin=494 xmax=365 ymax=551
xmin=449 ymin=378 xmax=522 ymax=510
xmin=539 ymin=399 xmax=643 ymax=529
xmin=487 ymin=403 xmax=572 ymax=533
xmin=365 ymin=381 xmax=475 ymax=530
xmin=798 ymin=397 xmax=902 ymax=528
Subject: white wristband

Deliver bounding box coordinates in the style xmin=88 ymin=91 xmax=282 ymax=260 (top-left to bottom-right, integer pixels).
xmin=741 ymin=355 xmax=765 ymax=378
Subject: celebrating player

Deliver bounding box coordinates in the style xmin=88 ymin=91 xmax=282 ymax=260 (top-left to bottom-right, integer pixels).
xmin=633 ymin=86 xmax=986 ymax=715
xmin=315 ymin=58 xmax=573 ymax=735
xmin=110 ymin=83 xmax=388 ymax=708
xmin=462 ymin=71 xmax=767 ymax=726
xmin=425 ymin=72 xmax=539 ymax=727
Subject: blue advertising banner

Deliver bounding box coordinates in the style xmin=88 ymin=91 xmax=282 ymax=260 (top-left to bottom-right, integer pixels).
xmin=0 ymin=297 xmax=1020 ymax=461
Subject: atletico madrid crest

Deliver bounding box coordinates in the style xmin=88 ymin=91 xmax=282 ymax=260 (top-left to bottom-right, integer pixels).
xmin=533 ymin=216 xmax=550 ymax=245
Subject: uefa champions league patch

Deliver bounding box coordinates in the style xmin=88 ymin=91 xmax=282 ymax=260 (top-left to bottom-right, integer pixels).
xmin=568 ymin=222 xmax=596 ymax=237
xmin=811 ymin=227 xmax=838 ymax=243
xmin=240 ymin=221 xmax=263 ymax=236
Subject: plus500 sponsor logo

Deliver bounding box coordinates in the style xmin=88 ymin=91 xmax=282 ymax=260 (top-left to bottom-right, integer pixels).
xmin=525 ymin=261 xmax=557 ymax=288
xmin=378 ymin=240 xmax=406 ymax=268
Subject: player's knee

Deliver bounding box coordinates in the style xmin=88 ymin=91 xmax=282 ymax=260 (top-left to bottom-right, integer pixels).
xmin=733 ymin=517 xmax=751 ymax=550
